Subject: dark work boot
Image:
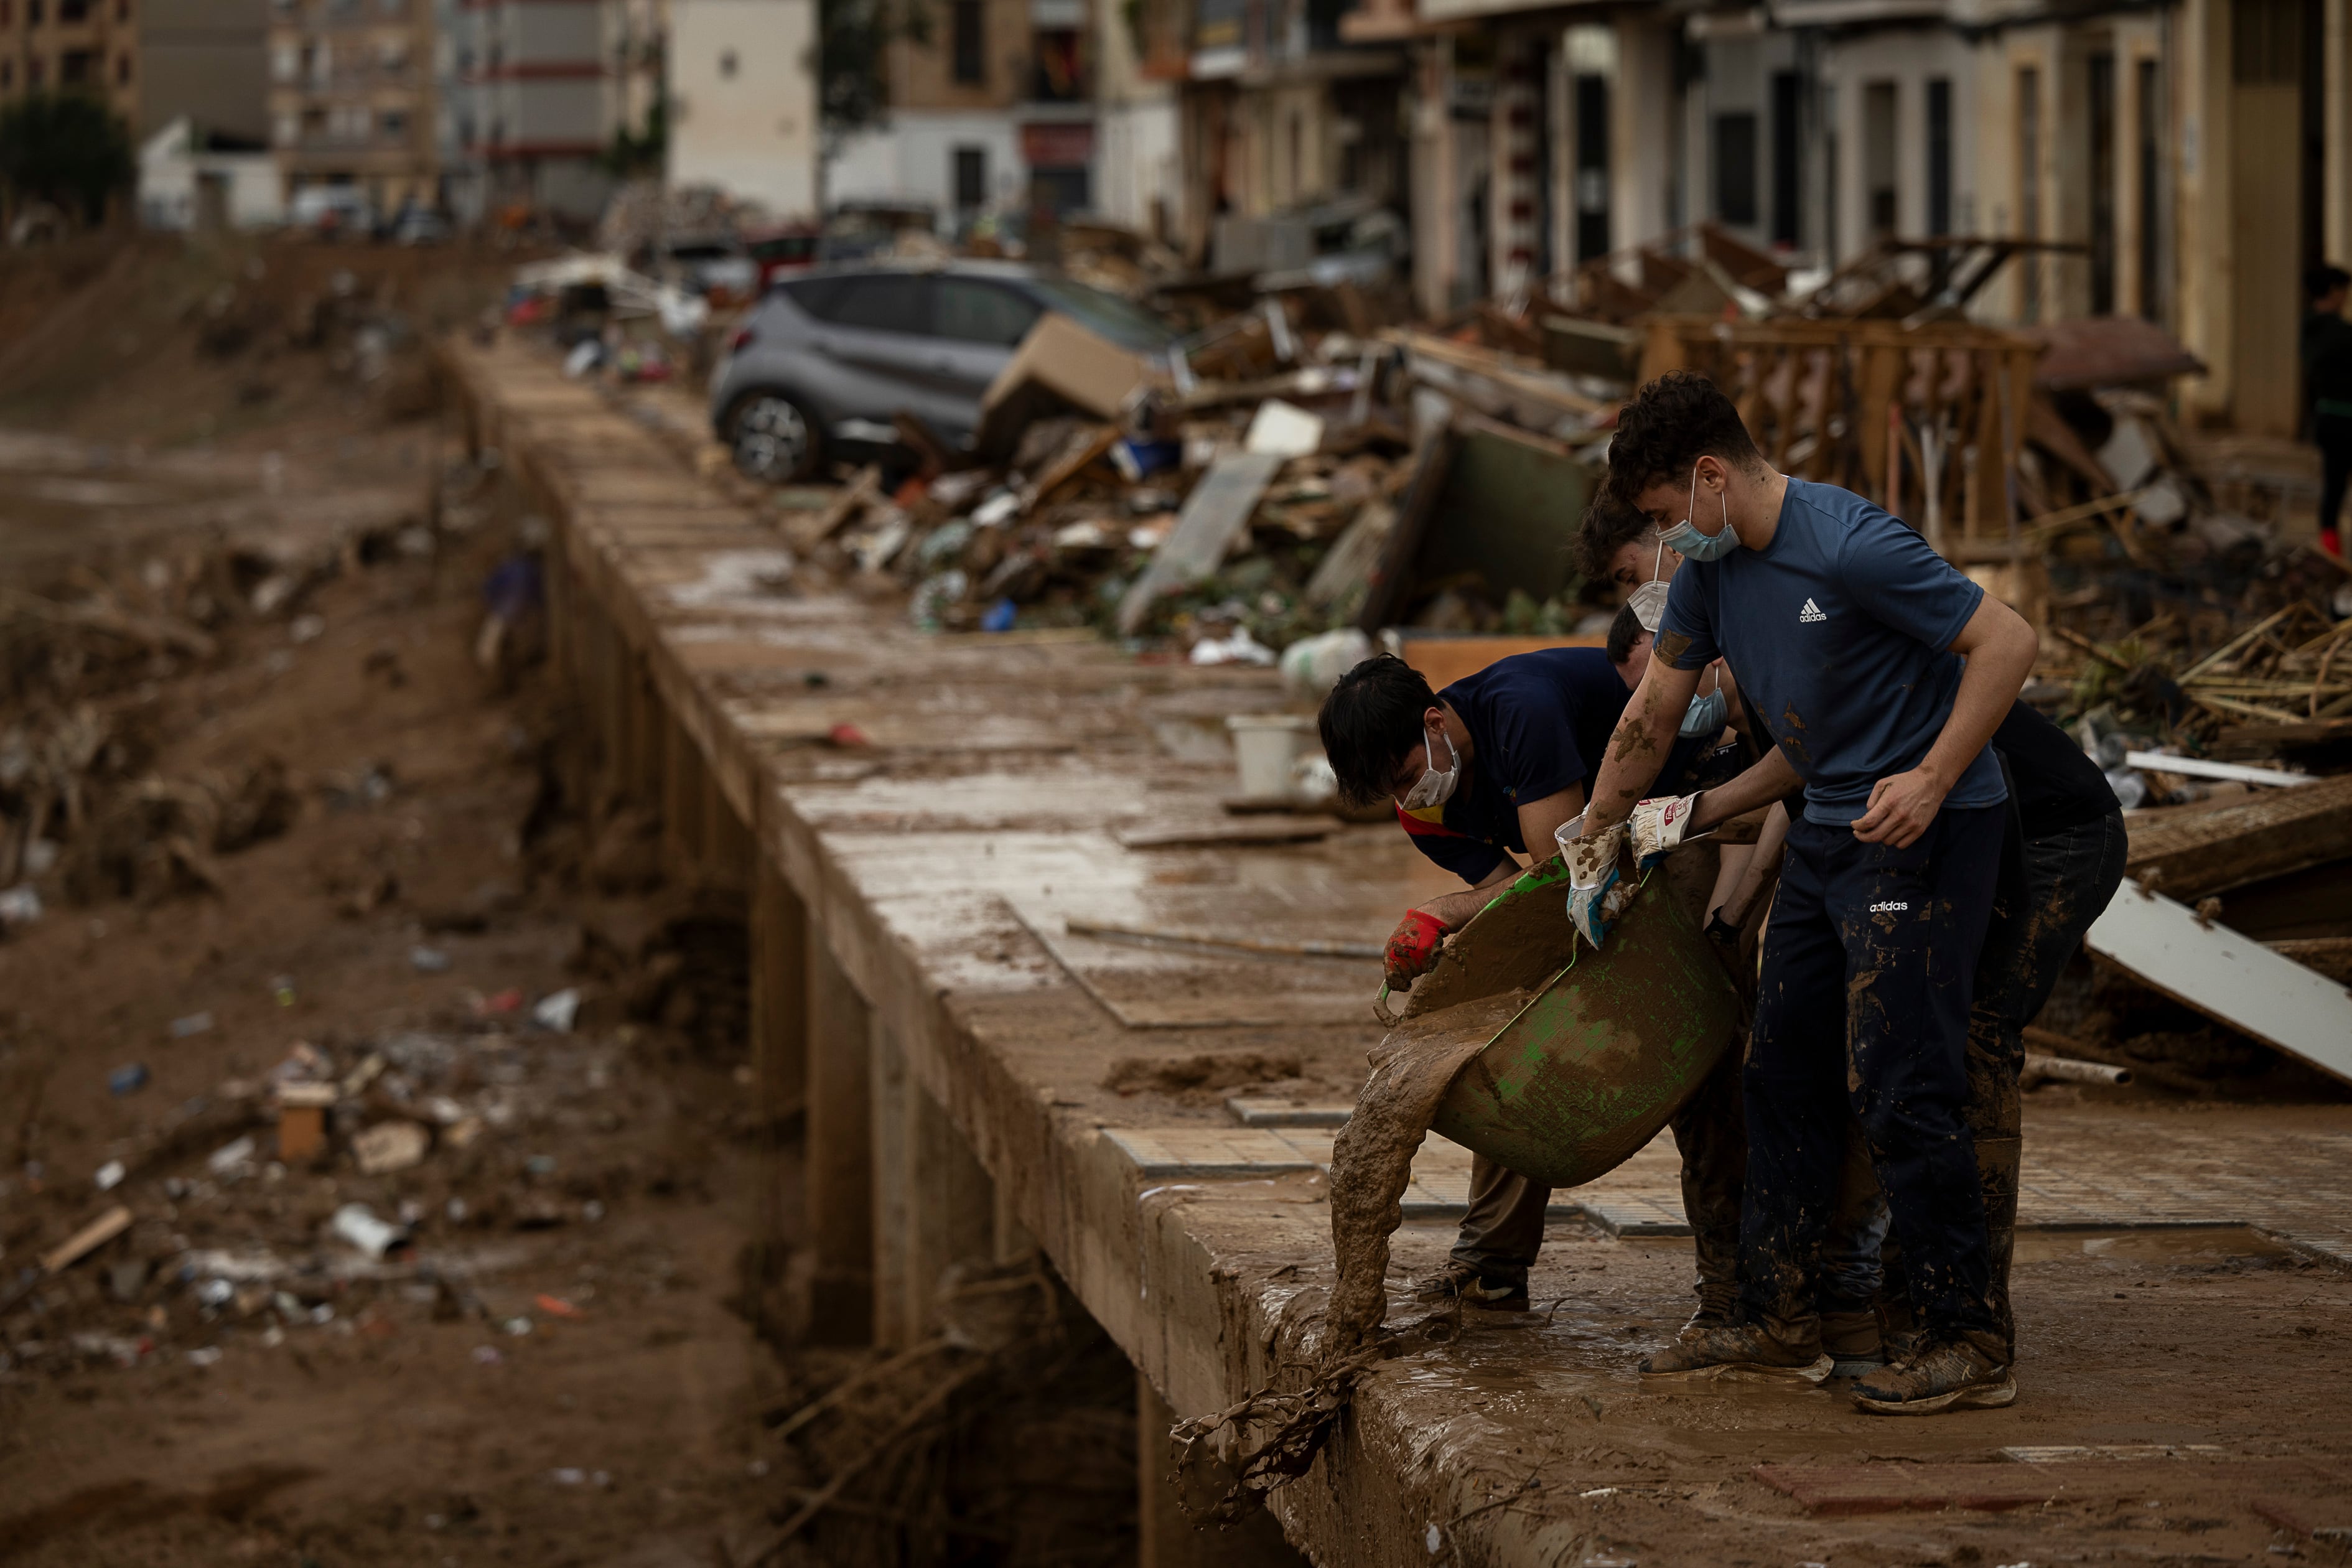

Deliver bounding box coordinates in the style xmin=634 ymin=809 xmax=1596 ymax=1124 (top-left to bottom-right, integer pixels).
xmin=1688 ymin=1224 xmax=1741 ymax=1330
xmin=1412 ymin=1260 xmax=1529 ymax=1312
xmin=1851 ymin=1330 xmax=2015 ymax=1415
xmin=1640 ymin=1314 xmax=1831 ymax=1381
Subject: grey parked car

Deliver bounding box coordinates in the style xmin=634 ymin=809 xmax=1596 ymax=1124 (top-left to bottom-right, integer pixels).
xmin=709 ymin=260 xmax=1177 ymax=482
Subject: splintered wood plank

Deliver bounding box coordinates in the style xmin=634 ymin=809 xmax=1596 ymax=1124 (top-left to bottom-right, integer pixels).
xmin=2124 ymin=772 xmax=2352 ymax=900
xmin=1115 ymin=451 xmax=1284 ymax=637
xmin=1754 ymin=1458 xmax=2341 ymax=1516
xmin=2086 ymin=881 xmax=2352 ymax=1088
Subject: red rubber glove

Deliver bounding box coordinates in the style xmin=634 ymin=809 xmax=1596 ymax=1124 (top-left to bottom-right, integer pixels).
xmin=1384 ymin=908 xmax=1450 ymax=987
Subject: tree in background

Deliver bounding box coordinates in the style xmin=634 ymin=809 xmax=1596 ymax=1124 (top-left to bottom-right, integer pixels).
xmin=818 ymin=0 xmax=929 ymax=150
xmin=0 ymin=93 xmax=134 ymax=228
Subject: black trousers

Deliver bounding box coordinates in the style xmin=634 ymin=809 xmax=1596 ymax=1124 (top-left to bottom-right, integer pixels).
xmin=1741 ymin=805 xmax=2005 ymax=1340
xmin=2320 ymin=413 xmax=2352 ymax=542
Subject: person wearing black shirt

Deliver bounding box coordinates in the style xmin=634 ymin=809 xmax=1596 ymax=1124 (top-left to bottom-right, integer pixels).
xmin=1319 ymin=649 xmax=1711 ymax=1309
xmin=2300 ymin=263 xmax=2352 ymax=559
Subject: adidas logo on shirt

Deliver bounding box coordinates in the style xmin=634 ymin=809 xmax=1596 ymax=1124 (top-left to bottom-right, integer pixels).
xmin=1798 ymin=598 xmax=1827 ymax=623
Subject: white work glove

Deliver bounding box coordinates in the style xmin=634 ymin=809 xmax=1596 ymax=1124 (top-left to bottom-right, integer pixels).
xmin=1561 ymin=819 xmax=1632 ymax=951
xmin=1630 ymin=792 xmax=1704 ymax=868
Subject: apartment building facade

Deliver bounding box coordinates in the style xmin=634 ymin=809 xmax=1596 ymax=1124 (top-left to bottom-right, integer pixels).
xmin=444 ymin=0 xmax=619 ymax=220
xmin=1342 ymin=0 xmax=2352 ymax=436
xmin=666 ymin=0 xmax=819 ymax=215
xmin=266 ymin=0 xmax=437 ymax=213
xmin=0 ymin=0 xmax=141 ymax=119
xmin=824 ymin=0 xmax=1134 ymax=228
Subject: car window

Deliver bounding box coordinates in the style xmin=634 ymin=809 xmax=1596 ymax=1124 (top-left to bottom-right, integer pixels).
xmin=933 ymin=278 xmax=1042 ymax=347
xmin=824 ymin=275 xmax=934 ymax=335
xmin=777 ymin=276 xmax=850 ymax=319
xmin=1024 ymin=278 xmax=1176 ymax=352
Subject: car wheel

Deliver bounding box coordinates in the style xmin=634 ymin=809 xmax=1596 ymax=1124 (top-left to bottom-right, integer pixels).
xmin=728 ymin=391 xmax=818 ymax=482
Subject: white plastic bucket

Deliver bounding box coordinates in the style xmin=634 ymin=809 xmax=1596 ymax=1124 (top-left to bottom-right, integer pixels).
xmin=1226 ymin=714 xmax=1317 ymax=798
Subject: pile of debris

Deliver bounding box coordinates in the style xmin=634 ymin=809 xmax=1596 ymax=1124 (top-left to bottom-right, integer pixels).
xmin=0 ymin=469 xmax=470 ymax=935
xmin=0 ymin=994 xmax=617 ymax=1376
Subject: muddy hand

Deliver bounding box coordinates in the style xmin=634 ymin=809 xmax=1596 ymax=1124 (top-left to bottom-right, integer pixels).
xmin=1566 ymin=820 xmax=1630 ymax=951
xmin=1383 ymin=907 xmax=1450 ymax=986
xmin=1630 ymin=791 xmax=1702 ymax=867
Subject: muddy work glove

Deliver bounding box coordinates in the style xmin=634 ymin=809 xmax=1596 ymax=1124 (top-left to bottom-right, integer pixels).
xmin=1383 ymin=908 xmax=1450 ymax=987
xmin=1630 ymin=791 xmax=1704 ymax=868
xmin=1566 ymin=821 xmax=1633 ymax=951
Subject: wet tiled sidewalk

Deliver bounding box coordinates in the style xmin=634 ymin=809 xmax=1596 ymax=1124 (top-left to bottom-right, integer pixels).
xmin=1113 ymin=1104 xmax=2352 ymax=1258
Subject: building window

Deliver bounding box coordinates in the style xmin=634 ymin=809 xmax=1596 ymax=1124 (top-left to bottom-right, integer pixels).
xmin=380 ymin=107 xmax=404 ymax=139
xmin=1925 ymin=77 xmax=1951 ymax=236
xmin=1713 ymin=110 xmax=1757 ymax=226
xmin=1770 ymin=70 xmax=1800 ymax=248
xmin=953 ymin=143 xmax=986 ymax=208
xmin=2086 ymin=50 xmax=2116 ymax=314
xmin=2137 ymin=56 xmax=2163 ymax=323
xmin=57 ymin=45 xmax=91 ymax=81
xmin=1862 ymin=80 xmax=1897 ymax=240
xmin=273 ymin=109 xmax=295 ymax=144
xmin=718 ymin=46 xmax=736 ymax=77
xmin=951 ymin=0 xmax=982 ymax=84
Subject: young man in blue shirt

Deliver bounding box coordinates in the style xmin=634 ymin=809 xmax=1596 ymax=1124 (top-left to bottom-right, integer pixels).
xmin=1569 ymin=372 xmax=2039 ymax=1414
xmin=1320 ymin=647 xmax=1714 ymax=1310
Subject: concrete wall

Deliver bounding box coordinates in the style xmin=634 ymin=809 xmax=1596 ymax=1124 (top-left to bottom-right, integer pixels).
xmin=668 ymin=0 xmax=820 ymax=217
xmin=1093 ymin=0 xmax=1178 ymax=235
xmin=138 ymin=0 xmax=269 ymax=143
xmin=1094 ymin=96 xmax=1180 ymax=232
xmin=138 ymin=118 xmax=285 ymax=226
xmin=827 ymin=110 xmax=1027 ymax=214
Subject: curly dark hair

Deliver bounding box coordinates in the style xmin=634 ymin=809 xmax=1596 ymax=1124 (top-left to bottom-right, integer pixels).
xmin=1602 ymin=370 xmax=1765 ymax=508
xmin=1577 ymin=496 xmax=1654 ymax=582
xmin=1605 ymin=603 xmax=1646 ymax=666
xmin=1317 ymin=654 xmax=1435 ymax=808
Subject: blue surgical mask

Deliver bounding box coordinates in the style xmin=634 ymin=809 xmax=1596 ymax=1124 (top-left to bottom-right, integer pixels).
xmin=1400 ymin=725 xmax=1460 ymax=810
xmin=1679 ymin=686 xmax=1729 ymax=738
xmin=1656 ymin=464 xmax=1738 ymax=562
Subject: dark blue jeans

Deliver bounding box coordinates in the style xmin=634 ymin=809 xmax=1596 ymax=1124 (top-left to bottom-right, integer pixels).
xmin=1742 ymin=804 xmax=2005 ymax=1340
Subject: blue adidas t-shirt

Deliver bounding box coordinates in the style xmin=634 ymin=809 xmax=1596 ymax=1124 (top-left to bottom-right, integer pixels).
xmin=1655 ymin=478 xmax=2005 ymax=827
xmin=1399 ymin=646 xmax=1704 ymax=882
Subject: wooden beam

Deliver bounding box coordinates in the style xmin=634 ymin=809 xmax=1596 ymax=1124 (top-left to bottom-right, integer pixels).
xmin=2123 ymin=772 xmax=2352 ymax=900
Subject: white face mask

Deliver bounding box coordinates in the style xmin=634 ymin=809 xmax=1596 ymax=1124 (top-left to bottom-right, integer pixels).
xmin=1628 ymin=579 xmax=1670 ymax=633
xmin=1626 ymin=535 xmax=1674 ymax=631
xmin=1399 ymin=724 xmax=1460 ymax=810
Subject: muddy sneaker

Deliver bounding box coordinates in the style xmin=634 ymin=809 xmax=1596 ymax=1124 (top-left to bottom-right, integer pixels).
xmin=1821 ymin=1307 xmax=1885 ymax=1378
xmin=1411 ymin=1261 xmax=1529 ymax=1311
xmin=1850 ymin=1334 xmax=2015 ymax=1415
xmin=1640 ymin=1320 xmax=1832 ymax=1381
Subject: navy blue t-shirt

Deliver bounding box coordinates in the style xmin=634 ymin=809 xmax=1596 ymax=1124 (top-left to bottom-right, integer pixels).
xmin=1399 ymin=646 xmax=1704 ymax=883
xmin=1656 ymin=478 xmax=2005 ymax=826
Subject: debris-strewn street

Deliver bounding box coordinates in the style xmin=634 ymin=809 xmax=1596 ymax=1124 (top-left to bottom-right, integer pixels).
xmin=8 ymin=205 xmax=2352 ymax=1568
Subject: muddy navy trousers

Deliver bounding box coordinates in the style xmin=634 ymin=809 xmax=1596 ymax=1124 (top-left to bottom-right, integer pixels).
xmin=1740 ymin=803 xmax=2005 ymax=1341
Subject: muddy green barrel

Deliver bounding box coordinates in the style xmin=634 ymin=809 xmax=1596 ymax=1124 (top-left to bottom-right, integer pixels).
xmin=1407 ymin=859 xmax=1740 ymax=1189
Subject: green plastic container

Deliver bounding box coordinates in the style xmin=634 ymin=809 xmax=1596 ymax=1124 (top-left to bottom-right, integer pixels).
xmin=1415 ymin=861 xmax=1740 ymax=1188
